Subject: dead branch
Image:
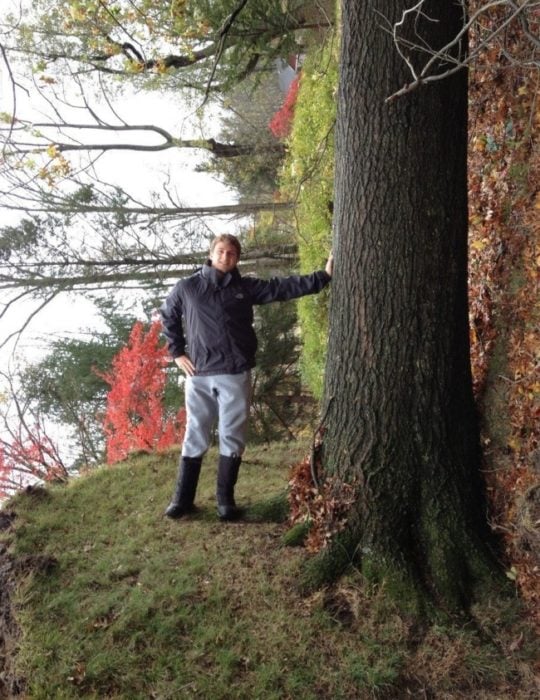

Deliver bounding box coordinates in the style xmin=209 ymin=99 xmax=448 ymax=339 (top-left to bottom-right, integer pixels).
xmin=384 ymin=0 xmax=539 ymax=102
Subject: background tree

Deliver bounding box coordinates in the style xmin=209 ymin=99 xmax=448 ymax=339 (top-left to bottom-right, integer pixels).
xmin=0 ymin=97 xmax=285 ymax=162
xmin=250 ymin=302 xmax=316 ymax=443
xmin=3 ymin=0 xmax=328 ymax=94
xmin=0 ymin=183 xmax=296 ymax=349
xmin=0 ymin=78 xmax=290 ymax=231
xmin=198 ymin=73 xmax=287 ymax=198
xmin=246 ymin=224 xmax=319 ymax=442
xmin=18 ymin=299 xmax=137 ymax=465
xmin=0 ymin=24 xmax=294 ymax=340
xmin=312 ymin=0 xmax=502 ymax=611
xmin=0 ymin=371 xmax=68 ymax=497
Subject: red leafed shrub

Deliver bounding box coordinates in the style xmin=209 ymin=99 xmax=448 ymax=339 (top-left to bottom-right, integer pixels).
xmin=0 ymin=419 xmax=68 ymax=499
xmin=0 ymin=450 xmax=8 ymax=499
xmin=269 ymin=74 xmax=301 ymax=139
xmin=98 ymin=320 xmax=185 ymax=464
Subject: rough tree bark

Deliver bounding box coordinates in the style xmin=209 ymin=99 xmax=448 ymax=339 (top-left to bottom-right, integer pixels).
xmin=318 ymin=0 xmax=502 ymax=611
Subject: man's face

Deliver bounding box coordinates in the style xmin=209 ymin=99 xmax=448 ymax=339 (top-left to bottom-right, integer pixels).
xmin=210 ymin=241 xmax=239 ymax=273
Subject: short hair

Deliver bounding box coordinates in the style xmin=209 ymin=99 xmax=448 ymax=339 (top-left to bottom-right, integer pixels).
xmin=210 ymin=234 xmax=241 ymax=259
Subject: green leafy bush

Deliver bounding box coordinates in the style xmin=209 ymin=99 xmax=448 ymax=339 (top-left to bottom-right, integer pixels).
xmin=281 ymin=39 xmax=339 ymax=397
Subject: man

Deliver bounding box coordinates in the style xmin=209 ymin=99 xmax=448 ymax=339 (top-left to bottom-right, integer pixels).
xmin=160 ymin=234 xmax=333 ymax=521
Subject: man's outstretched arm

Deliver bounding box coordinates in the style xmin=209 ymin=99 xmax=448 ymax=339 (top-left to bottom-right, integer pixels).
xmin=247 ymin=252 xmax=333 ymax=305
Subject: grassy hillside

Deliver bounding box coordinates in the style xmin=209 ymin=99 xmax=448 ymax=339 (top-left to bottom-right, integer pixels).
xmin=1 ymin=444 xmax=538 ymax=699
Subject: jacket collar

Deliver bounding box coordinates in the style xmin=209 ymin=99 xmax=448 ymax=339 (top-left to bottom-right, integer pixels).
xmin=201 ymin=260 xmax=241 ymax=288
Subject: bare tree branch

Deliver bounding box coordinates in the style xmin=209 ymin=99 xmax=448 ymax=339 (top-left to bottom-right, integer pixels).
xmin=384 ymin=0 xmax=539 ymax=102
xmin=0 ymin=292 xmax=60 ymax=352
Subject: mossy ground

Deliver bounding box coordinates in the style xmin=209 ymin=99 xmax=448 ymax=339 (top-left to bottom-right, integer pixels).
xmin=1 ymin=443 xmax=537 ymax=699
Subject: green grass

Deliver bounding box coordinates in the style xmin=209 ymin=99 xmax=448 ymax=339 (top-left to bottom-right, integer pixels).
xmin=1 ymin=443 xmax=537 ymax=699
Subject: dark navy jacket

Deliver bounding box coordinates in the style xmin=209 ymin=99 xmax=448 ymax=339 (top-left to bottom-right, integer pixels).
xmin=160 ymin=261 xmax=331 ymax=376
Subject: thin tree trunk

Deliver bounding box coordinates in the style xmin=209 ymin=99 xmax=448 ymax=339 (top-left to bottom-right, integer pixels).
xmin=1 ymin=202 xmax=292 ymax=217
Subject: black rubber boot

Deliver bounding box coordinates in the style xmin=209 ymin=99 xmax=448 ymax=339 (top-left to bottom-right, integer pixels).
xmin=216 ymin=454 xmax=242 ymax=521
xmin=165 ymin=456 xmax=203 ymax=518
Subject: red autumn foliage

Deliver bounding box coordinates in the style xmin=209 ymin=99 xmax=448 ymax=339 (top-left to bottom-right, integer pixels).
xmin=288 ymin=439 xmax=356 ymax=552
xmin=269 ymin=74 xmax=301 ymax=139
xmin=0 ymin=418 xmax=68 ymax=499
xmin=98 ymin=320 xmax=185 ymax=464
xmin=468 ymin=0 xmax=540 ymax=624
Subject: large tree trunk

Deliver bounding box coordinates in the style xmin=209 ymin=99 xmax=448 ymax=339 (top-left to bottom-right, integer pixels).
xmin=319 ymin=0 xmax=501 ymax=611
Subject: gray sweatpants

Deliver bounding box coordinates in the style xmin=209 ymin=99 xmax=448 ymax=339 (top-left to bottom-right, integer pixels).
xmin=181 ymin=371 xmax=252 ymax=458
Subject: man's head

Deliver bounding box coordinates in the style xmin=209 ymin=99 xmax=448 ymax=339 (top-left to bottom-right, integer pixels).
xmin=209 ymin=234 xmax=241 ymax=274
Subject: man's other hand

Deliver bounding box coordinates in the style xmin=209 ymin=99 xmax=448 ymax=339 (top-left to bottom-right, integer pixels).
xmin=175 ymin=355 xmax=196 ymax=376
